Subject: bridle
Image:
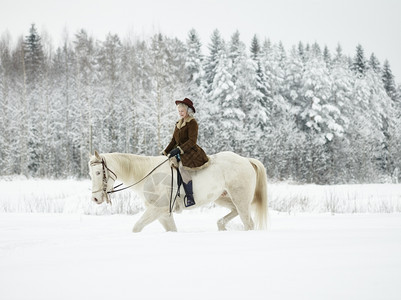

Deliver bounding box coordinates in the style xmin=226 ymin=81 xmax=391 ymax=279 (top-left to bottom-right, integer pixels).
xmin=90 ymin=158 xmax=119 ymax=204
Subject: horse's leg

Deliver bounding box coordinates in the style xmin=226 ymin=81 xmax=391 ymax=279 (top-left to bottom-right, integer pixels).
xmin=229 ymin=190 xmax=255 ymax=231
xmin=234 ymin=204 xmax=254 ymax=230
xmin=237 ymin=202 xmax=255 ymax=230
xmin=132 ymin=207 xmax=161 ymax=232
xmin=215 ymin=196 xmax=238 ymax=231
xmin=158 ymin=214 xmax=177 ymax=232
xmin=135 ymin=185 xmax=174 ymax=232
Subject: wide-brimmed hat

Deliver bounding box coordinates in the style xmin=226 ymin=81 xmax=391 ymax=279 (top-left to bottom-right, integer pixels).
xmin=175 ymin=98 xmax=196 ymax=113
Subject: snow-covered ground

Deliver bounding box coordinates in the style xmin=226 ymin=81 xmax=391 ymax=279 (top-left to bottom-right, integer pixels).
xmin=0 ymin=178 xmax=401 ymax=300
xmin=0 ymin=212 xmax=400 ymax=300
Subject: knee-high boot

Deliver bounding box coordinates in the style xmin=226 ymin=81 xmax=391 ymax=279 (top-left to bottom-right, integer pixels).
xmin=182 ymin=180 xmax=195 ymax=207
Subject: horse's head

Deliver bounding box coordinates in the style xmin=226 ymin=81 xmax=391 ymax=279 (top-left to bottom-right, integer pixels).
xmin=88 ymin=151 xmax=116 ymax=204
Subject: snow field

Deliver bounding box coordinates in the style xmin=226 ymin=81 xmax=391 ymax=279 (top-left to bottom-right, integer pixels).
xmin=1 ymin=178 xmax=401 ymax=299
xmin=0 ymin=212 xmax=400 ymax=300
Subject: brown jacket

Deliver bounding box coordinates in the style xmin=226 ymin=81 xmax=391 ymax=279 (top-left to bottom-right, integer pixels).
xmin=164 ymin=117 xmax=209 ymax=170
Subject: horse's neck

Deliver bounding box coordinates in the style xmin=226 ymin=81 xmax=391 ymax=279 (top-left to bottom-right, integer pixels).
xmin=103 ymin=153 xmax=160 ymax=185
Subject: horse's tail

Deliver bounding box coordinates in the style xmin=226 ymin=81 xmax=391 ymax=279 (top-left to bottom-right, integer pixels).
xmin=248 ymin=158 xmax=268 ymax=230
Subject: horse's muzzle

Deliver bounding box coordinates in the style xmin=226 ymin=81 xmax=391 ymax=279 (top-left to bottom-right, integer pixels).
xmin=92 ymin=193 xmax=104 ymax=204
xmin=92 ymin=192 xmax=111 ymax=205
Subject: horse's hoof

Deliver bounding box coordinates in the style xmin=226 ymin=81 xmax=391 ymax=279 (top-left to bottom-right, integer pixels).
xmin=132 ymin=227 xmax=141 ymax=233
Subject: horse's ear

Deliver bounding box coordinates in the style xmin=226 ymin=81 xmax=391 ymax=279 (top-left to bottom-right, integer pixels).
xmin=95 ymin=150 xmax=101 ymax=160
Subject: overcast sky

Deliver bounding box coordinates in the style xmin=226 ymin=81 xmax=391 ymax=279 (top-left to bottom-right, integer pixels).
xmin=1 ymin=0 xmax=400 ymax=80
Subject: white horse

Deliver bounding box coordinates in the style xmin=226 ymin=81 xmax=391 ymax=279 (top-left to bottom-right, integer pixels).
xmin=89 ymin=151 xmax=268 ymax=232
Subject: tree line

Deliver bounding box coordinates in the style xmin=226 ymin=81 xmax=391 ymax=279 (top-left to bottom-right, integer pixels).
xmin=0 ymin=24 xmax=400 ymax=183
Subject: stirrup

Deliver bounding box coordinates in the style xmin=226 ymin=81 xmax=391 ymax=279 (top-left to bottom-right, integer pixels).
xmin=184 ymin=195 xmax=195 ymax=207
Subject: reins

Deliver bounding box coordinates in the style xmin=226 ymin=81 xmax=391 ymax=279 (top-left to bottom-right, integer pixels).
xmin=107 ymin=157 xmax=170 ymax=194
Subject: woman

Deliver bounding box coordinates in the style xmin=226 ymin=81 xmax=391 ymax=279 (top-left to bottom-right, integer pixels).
xmin=163 ymin=98 xmax=209 ymax=207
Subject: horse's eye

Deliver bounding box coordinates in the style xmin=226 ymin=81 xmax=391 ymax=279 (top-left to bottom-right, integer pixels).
xmin=96 ymin=171 xmax=101 ymax=176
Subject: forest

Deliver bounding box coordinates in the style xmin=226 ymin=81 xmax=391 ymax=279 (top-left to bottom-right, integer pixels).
xmin=0 ymin=24 xmax=400 ymax=184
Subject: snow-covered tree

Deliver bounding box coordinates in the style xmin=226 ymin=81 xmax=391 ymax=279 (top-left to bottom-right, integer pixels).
xmin=24 ymin=24 xmax=47 ymax=175
xmin=351 ymin=44 xmax=368 ymax=76
xmin=185 ymin=29 xmax=204 ymax=88
xmin=382 ymin=60 xmax=397 ymax=101
xmin=283 ymin=46 xmax=304 ymax=111
xmin=204 ymin=29 xmax=224 ymax=93
xmin=250 ymin=35 xmax=271 ymax=130
xmin=97 ymin=33 xmax=124 ymax=153
xmin=208 ymin=43 xmax=243 ymax=151
xmin=147 ymin=34 xmax=184 ymax=154
xmin=298 ymin=51 xmax=344 ymax=143
xmin=228 ymin=31 xmax=263 ymax=155
xmin=184 ymin=29 xmax=208 ymax=138
xmin=369 ymin=53 xmax=381 ymax=74
xmin=323 ymin=45 xmax=332 ymax=68
xmin=50 ymin=37 xmax=76 ymax=177
xmin=261 ymin=40 xmax=285 ymax=98
xmin=24 ymin=24 xmax=44 ymax=84
xmin=73 ymin=29 xmax=98 ymax=175
xmin=0 ymin=33 xmax=13 ymax=174
xmin=1 ymin=26 xmax=400 ymax=183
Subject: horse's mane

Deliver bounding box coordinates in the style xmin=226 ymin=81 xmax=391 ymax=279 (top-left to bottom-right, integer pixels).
xmin=99 ymin=153 xmax=163 ymax=182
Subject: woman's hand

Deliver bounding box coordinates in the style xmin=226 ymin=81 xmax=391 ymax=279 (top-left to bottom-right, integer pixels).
xmin=168 ymin=148 xmax=180 ymax=158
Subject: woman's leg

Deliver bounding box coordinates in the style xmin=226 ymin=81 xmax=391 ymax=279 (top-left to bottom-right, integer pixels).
xmin=178 ymin=162 xmax=195 ymax=206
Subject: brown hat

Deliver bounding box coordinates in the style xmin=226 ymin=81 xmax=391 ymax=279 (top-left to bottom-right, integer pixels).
xmin=175 ymin=98 xmax=196 ymax=113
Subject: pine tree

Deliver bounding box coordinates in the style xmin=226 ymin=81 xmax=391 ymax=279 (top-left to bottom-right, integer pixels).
xmin=24 ymin=24 xmax=46 ymax=175
xmin=268 ymin=41 xmax=286 ymax=96
xmin=249 ymin=35 xmax=265 ymax=95
xmin=311 ymin=42 xmax=322 ymax=58
xmin=24 ymin=24 xmax=44 ymax=81
xmin=323 ymin=45 xmax=331 ymax=68
xmin=250 ymin=35 xmax=260 ymax=61
xmin=333 ymin=44 xmax=347 ymax=66
xmin=352 ymin=44 xmax=368 ymax=76
xmin=185 ymin=29 xmax=204 ymax=87
xmin=330 ymin=50 xmax=353 ymax=136
xmin=283 ymin=46 xmax=304 ymax=108
xmin=228 ymin=31 xmax=264 ymax=155
xmin=298 ymin=50 xmax=344 ymax=143
xmin=204 ymin=29 xmax=224 ymax=93
xmin=228 ymin=31 xmax=242 ymax=81
xmin=184 ymin=29 xmax=208 ymax=131
xmin=298 ymin=41 xmax=306 ymax=62
xmin=382 ymin=60 xmax=397 ymax=101
xmin=209 ymin=43 xmax=241 ymax=151
xmin=369 ymin=53 xmax=381 ymax=74
xmin=249 ymin=35 xmax=271 ymax=130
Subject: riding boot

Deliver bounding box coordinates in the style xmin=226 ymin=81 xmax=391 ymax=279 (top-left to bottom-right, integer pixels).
xmin=182 ymin=180 xmax=195 ymax=207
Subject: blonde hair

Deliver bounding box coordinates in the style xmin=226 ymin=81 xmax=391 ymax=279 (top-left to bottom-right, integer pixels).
xmin=177 ymin=103 xmax=194 ymax=117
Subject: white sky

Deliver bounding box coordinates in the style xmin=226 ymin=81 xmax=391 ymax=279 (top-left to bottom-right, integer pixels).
xmin=1 ymin=0 xmax=400 ymax=80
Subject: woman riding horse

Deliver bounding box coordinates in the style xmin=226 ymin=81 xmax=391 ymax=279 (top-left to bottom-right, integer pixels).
xmin=162 ymin=98 xmax=209 ymax=207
